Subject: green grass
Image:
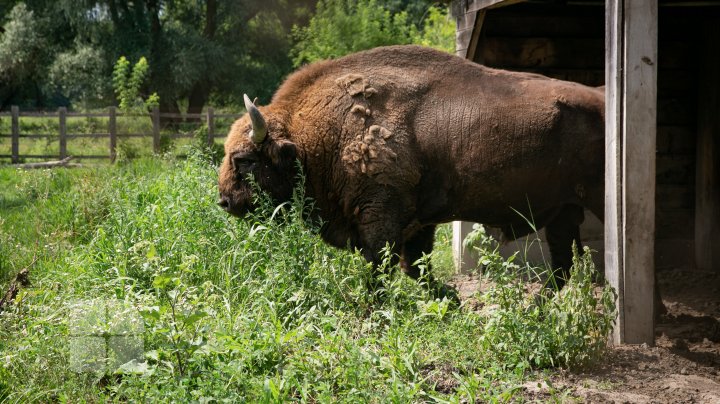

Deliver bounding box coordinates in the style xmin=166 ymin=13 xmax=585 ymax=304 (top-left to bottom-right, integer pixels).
xmin=0 ymin=150 xmax=615 ymax=402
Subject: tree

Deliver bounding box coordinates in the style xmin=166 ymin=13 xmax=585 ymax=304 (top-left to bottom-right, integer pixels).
xmin=112 ymin=0 xmax=317 ymax=114
xmin=48 ymin=45 xmax=111 ymax=109
xmin=413 ymin=5 xmax=455 ymax=54
xmin=0 ymin=0 xmax=110 ymax=109
xmin=0 ymin=0 xmax=451 ymax=112
xmin=0 ymin=1 xmax=316 ymax=112
xmin=112 ymin=56 xmax=159 ymax=112
xmin=291 ymin=0 xmax=453 ymax=66
xmin=0 ymin=3 xmax=50 ymax=108
xmin=292 ymin=0 xmax=416 ymax=66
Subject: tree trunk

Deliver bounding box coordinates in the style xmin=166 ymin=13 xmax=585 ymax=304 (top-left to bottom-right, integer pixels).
xmin=186 ymin=0 xmax=218 ymax=117
xmin=204 ymin=0 xmax=217 ymax=38
xmin=107 ymin=0 xmax=120 ymax=25
xmin=144 ymin=0 xmax=179 ymax=125
xmin=187 ymin=84 xmax=209 ymax=116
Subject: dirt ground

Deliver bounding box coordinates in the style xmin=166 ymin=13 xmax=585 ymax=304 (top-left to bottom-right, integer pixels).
xmin=451 ymin=268 xmax=720 ymax=403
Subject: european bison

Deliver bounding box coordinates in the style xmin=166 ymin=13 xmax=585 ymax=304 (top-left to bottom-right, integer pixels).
xmin=218 ymin=45 xmax=604 ymax=289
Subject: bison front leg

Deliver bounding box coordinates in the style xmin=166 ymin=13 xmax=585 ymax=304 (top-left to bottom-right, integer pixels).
xmin=353 ymin=204 xmax=405 ymax=291
xmin=400 ymin=225 xmax=436 ymax=279
xmin=401 ymin=225 xmax=459 ymax=301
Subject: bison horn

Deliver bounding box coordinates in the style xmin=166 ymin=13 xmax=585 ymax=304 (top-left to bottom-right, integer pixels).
xmin=244 ymin=94 xmax=267 ymax=144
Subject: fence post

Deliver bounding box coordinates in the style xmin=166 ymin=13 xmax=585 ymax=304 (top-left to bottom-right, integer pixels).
xmin=11 ymin=106 xmax=19 ymax=164
xmin=59 ymin=107 xmax=67 ymax=159
xmin=206 ymin=107 xmax=215 ymax=148
xmin=109 ymin=107 xmax=117 ymax=163
xmin=152 ymin=106 xmax=160 ymax=154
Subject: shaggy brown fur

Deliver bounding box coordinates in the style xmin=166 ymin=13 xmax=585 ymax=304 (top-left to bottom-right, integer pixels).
xmin=218 ymin=45 xmax=605 ymax=288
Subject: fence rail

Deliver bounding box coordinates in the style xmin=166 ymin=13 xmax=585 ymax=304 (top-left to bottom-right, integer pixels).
xmin=0 ymin=106 xmax=240 ymax=163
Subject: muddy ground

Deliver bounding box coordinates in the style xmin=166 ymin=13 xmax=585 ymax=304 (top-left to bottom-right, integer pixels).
xmin=451 ymin=268 xmax=720 ymax=403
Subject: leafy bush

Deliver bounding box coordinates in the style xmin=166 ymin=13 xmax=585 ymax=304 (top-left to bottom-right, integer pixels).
xmin=0 ymin=4 xmax=44 ymax=86
xmin=112 ymin=56 xmax=160 ymax=112
xmin=292 ymin=0 xmax=415 ymax=66
xmin=465 ymin=224 xmax=617 ymax=369
xmin=48 ymin=45 xmax=112 ymax=109
xmin=414 ymin=6 xmax=455 ymax=53
xmin=291 ymin=0 xmax=454 ymax=66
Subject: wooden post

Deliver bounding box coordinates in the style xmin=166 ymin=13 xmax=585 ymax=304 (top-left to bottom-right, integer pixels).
xmin=452 ymin=221 xmax=478 ymax=272
xmin=109 ymin=107 xmax=117 ymax=163
xmin=454 ymin=1 xmax=487 ymax=60
xmin=58 ymin=107 xmax=67 ymax=159
xmin=605 ymin=0 xmax=658 ymax=345
xmin=453 ymin=1 xmax=487 ymax=272
xmin=206 ymin=107 xmax=215 ymax=148
xmin=152 ymin=106 xmax=160 ymax=154
xmin=11 ymin=106 xmax=19 ymax=164
xmin=696 ymin=22 xmax=720 ymax=272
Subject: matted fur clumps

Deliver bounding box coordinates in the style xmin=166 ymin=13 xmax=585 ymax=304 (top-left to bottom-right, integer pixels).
xmin=218 ymin=45 xmax=605 ymax=288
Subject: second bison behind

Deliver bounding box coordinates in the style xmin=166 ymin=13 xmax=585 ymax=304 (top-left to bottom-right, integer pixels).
xmin=218 ymin=45 xmax=604 ymax=289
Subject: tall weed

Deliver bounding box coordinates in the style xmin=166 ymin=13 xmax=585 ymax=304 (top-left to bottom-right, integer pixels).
xmin=465 ymin=224 xmax=616 ymax=369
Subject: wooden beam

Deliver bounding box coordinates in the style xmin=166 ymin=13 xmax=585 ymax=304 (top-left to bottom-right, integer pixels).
xmin=465 ymin=0 xmax=526 ymax=14
xmin=206 ymin=107 xmax=215 ymax=147
xmin=109 ymin=107 xmax=117 ymax=163
xmin=605 ymin=0 xmax=658 ymax=345
xmin=152 ymin=106 xmax=160 ymax=154
xmin=58 ymin=107 xmax=67 ymax=159
xmin=454 ymin=0 xmax=516 ymax=59
xmin=466 ymin=11 xmax=486 ymax=62
xmin=14 ymin=156 xmax=81 ymax=169
xmin=452 ymin=221 xmax=477 ymax=272
xmin=695 ymin=21 xmax=720 ymax=272
xmin=11 ymin=106 xmax=19 ymax=164
xmin=455 ymin=10 xmax=478 ymax=58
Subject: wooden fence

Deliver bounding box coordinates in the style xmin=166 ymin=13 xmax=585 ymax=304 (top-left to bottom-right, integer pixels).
xmin=0 ymin=106 xmax=241 ymax=163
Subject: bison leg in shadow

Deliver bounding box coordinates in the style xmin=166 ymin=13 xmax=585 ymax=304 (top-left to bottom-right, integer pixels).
xmin=501 ymin=203 xmax=587 ymax=289
xmin=545 ymin=203 xmax=586 ymax=289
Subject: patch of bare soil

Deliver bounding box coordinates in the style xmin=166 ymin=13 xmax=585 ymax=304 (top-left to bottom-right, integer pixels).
xmin=450 ymin=269 xmax=720 ymax=403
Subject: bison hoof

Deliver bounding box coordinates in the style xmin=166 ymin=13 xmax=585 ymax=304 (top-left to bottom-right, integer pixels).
xmin=426 ymin=282 xmax=460 ymax=306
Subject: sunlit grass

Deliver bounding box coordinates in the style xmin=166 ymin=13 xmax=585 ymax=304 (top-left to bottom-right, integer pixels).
xmin=0 ymin=149 xmax=614 ymax=401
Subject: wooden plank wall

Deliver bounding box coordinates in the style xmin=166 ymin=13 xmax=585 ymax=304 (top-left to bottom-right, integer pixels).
xmin=474 ymin=3 xmax=704 ymax=271
xmin=695 ymin=20 xmax=720 ymax=272
xmin=655 ymin=8 xmax=703 ymax=269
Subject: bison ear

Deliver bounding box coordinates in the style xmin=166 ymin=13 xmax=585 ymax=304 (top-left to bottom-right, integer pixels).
xmin=266 ymin=139 xmax=297 ymax=169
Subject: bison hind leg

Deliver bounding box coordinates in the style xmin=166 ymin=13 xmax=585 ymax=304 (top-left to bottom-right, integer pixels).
xmin=400 ymin=224 xmax=436 ymax=279
xmin=545 ymin=203 xmax=585 ymax=289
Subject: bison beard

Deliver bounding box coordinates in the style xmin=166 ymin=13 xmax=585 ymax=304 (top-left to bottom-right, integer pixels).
xmin=218 ymin=45 xmax=605 ymax=293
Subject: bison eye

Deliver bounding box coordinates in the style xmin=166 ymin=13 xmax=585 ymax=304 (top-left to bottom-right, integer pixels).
xmin=231 ymin=154 xmax=258 ymax=172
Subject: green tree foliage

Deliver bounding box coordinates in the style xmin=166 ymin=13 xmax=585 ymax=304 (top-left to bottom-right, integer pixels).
xmin=0 ymin=0 xmax=452 ymax=111
xmin=48 ymin=45 xmax=111 ymax=109
xmin=0 ymin=3 xmax=46 ymax=108
xmin=112 ymin=56 xmax=159 ymax=112
xmin=0 ymin=0 xmax=317 ymax=111
xmin=292 ymin=0 xmax=454 ymax=66
xmin=292 ymin=0 xmax=416 ymax=66
xmin=414 ymin=5 xmax=455 ymax=53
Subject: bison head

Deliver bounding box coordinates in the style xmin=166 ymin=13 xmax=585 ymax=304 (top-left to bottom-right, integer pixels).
xmin=218 ymin=94 xmax=298 ymax=217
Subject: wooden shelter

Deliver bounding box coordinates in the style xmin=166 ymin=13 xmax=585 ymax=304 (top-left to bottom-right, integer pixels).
xmin=451 ymin=0 xmax=720 ymax=344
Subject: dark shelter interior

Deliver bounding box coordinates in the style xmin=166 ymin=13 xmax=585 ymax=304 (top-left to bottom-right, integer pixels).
xmin=452 ymin=0 xmax=720 ymax=347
